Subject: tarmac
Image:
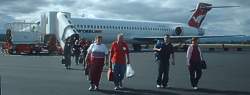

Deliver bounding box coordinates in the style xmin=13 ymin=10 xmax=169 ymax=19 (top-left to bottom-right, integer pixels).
xmin=0 ymin=51 xmax=250 ymax=95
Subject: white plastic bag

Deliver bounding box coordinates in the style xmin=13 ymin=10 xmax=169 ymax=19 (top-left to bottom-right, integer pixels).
xmin=126 ymin=64 xmax=135 ymax=78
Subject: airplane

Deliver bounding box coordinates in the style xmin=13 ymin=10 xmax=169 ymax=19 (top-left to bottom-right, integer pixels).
xmin=40 ymin=2 xmax=241 ymax=51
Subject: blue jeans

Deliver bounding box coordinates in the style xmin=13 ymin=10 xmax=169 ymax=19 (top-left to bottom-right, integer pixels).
xmin=113 ymin=63 xmax=126 ymax=87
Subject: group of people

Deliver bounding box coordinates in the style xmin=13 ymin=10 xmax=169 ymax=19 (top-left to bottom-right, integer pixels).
xmin=153 ymin=35 xmax=204 ymax=90
xmin=63 ymin=38 xmax=91 ymax=69
xmin=63 ymin=33 xmax=205 ymax=91
xmin=84 ymin=33 xmax=130 ymax=91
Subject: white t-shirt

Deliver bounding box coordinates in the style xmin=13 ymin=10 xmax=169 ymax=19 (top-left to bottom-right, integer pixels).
xmin=87 ymin=43 xmax=108 ymax=55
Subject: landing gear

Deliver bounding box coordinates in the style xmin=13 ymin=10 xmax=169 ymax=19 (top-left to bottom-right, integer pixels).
xmin=132 ymin=44 xmax=141 ymax=51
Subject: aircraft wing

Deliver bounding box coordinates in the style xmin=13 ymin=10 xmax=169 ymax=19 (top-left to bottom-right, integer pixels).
xmin=133 ymin=35 xmax=244 ymax=43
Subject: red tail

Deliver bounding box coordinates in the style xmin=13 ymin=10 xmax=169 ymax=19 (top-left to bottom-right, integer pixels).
xmin=188 ymin=3 xmax=212 ymax=28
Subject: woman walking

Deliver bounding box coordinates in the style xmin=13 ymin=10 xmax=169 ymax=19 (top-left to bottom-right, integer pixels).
xmin=186 ymin=37 xmax=204 ymax=90
xmin=85 ymin=36 xmax=108 ymax=91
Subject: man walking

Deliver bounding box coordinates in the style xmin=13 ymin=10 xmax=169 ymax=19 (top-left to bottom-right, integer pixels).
xmin=64 ymin=38 xmax=72 ymax=69
xmin=153 ymin=35 xmax=175 ymax=88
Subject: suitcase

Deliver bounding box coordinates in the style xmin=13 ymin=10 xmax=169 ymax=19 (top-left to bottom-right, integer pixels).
xmin=61 ymin=58 xmax=65 ymax=64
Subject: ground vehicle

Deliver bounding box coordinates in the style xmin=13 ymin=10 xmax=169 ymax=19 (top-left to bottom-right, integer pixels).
xmin=4 ymin=22 xmax=62 ymax=54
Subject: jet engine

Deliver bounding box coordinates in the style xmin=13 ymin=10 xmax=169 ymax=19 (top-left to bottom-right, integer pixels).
xmin=172 ymin=26 xmax=184 ymax=36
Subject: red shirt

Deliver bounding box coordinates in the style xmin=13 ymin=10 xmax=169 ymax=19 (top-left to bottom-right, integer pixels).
xmin=110 ymin=41 xmax=129 ymax=64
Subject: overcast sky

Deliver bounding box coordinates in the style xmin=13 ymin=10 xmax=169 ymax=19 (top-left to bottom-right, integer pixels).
xmin=0 ymin=0 xmax=249 ymax=35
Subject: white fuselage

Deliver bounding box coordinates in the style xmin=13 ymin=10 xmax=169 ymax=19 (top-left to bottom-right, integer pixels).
xmin=41 ymin=12 xmax=203 ymax=49
xmin=71 ymin=18 xmax=201 ymax=44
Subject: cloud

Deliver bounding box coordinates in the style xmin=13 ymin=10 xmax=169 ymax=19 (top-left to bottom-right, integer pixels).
xmin=0 ymin=0 xmax=250 ymax=35
xmin=0 ymin=13 xmax=15 ymax=33
xmin=71 ymin=0 xmax=191 ymax=23
xmin=0 ymin=0 xmax=49 ymax=14
xmin=213 ymin=0 xmax=250 ymax=7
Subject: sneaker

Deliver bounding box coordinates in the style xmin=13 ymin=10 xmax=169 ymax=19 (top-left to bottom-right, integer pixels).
xmin=88 ymin=86 xmax=94 ymax=91
xmin=118 ymin=85 xmax=123 ymax=89
xmin=156 ymin=85 xmax=161 ymax=88
xmin=114 ymin=86 xmax=119 ymax=90
xmin=94 ymin=85 xmax=99 ymax=90
xmin=193 ymin=87 xmax=198 ymax=90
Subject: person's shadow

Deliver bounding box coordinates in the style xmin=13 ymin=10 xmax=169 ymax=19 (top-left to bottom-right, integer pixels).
xmin=169 ymin=87 xmax=250 ymax=95
xmin=98 ymin=87 xmax=250 ymax=95
xmin=98 ymin=87 xmax=180 ymax=95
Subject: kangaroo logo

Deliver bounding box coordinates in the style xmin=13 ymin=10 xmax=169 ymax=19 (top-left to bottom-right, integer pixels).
xmin=188 ymin=2 xmax=212 ymax=28
xmin=192 ymin=15 xmax=205 ymax=25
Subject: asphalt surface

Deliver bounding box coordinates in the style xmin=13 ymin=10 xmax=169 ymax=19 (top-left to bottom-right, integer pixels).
xmin=0 ymin=51 xmax=250 ymax=95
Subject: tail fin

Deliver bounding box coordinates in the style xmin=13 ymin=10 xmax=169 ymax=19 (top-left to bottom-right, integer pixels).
xmin=188 ymin=3 xmax=212 ymax=28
